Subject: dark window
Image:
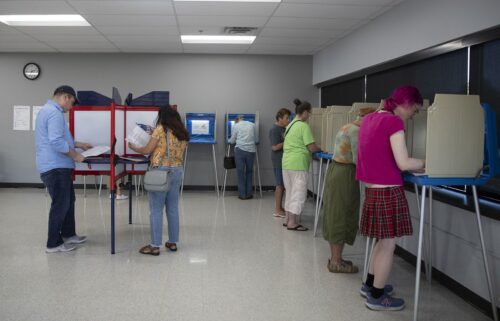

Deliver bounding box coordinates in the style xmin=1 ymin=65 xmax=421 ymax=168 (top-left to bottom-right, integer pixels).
xmin=470 ymin=39 xmax=500 ymax=201
xmin=321 ymin=77 xmax=364 ymax=106
xmin=366 ymin=49 xmax=468 ymax=103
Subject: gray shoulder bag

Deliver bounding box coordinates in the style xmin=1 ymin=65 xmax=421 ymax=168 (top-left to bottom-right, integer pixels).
xmin=144 ymin=129 xmax=172 ymax=192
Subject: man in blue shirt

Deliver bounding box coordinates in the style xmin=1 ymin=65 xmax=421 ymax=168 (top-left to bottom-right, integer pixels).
xmin=35 ymin=86 xmax=92 ymax=253
xmin=229 ymin=116 xmax=257 ymax=200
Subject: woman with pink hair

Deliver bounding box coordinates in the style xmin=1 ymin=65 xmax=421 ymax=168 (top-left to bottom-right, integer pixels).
xmin=356 ymin=85 xmax=425 ymax=311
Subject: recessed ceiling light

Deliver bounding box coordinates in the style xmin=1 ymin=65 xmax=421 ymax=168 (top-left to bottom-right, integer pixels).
xmin=175 ymin=0 xmax=281 ymax=2
xmin=181 ymin=35 xmax=256 ymax=44
xmin=0 ymin=15 xmax=90 ymax=26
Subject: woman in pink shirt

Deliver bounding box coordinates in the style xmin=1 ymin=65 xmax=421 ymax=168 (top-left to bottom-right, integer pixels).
xmin=356 ymin=86 xmax=425 ymax=311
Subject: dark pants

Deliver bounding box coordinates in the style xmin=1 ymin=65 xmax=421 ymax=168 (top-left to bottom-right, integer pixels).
xmin=234 ymin=147 xmax=255 ymax=198
xmin=40 ymin=168 xmax=76 ymax=248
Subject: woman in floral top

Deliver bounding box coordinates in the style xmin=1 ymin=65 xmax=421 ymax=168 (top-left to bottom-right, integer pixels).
xmin=321 ymin=107 xmax=376 ymax=273
xmin=128 ymin=106 xmax=189 ymax=256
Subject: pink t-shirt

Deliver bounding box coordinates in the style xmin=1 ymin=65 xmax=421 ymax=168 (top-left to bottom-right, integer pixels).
xmin=356 ymin=112 xmax=405 ymax=185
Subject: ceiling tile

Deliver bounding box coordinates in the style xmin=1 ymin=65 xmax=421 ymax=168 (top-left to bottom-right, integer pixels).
xmin=177 ymin=16 xmax=268 ymax=28
xmin=121 ymin=47 xmax=183 ymax=53
xmin=108 ymin=35 xmax=180 ymax=44
xmin=282 ymin=0 xmax=398 ymax=5
xmin=174 ymin=2 xmax=278 ymax=16
xmin=69 ymin=1 xmax=174 ymax=15
xmin=247 ymin=44 xmax=313 ymax=55
xmin=58 ymin=47 xmax=120 ymax=53
xmin=275 ymin=3 xmax=384 ymax=19
xmin=0 ymin=41 xmax=56 ymax=51
xmin=179 ymin=26 xmax=224 ymax=35
xmin=96 ymin=26 xmax=179 ymax=36
xmin=44 ymin=41 xmax=117 ymax=49
xmin=266 ymin=17 xmax=361 ymax=30
xmin=32 ymin=34 xmax=109 ymax=42
xmin=254 ymin=36 xmax=329 ymax=46
xmin=14 ymin=26 xmax=100 ymax=35
xmin=0 ymin=1 xmax=77 ymax=14
xmin=0 ymin=33 xmax=37 ymax=42
xmin=259 ymin=27 xmax=343 ymax=38
xmin=84 ymin=15 xmax=177 ymax=27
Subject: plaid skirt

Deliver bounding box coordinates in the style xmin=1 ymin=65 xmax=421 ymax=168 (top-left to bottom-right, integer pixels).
xmin=360 ymin=186 xmax=412 ymax=239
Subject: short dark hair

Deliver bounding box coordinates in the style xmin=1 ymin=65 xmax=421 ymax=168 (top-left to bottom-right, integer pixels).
xmin=275 ymin=108 xmax=291 ymax=121
xmin=293 ymin=98 xmax=311 ymax=115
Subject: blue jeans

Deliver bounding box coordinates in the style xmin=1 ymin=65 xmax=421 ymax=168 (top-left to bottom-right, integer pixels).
xmin=234 ymin=147 xmax=255 ymax=198
xmin=40 ymin=168 xmax=76 ymax=248
xmin=148 ymin=166 xmax=183 ymax=247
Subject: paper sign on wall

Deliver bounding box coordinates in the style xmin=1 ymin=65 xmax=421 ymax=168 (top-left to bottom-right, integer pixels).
xmin=13 ymin=106 xmax=30 ymax=131
xmin=32 ymin=106 xmax=43 ymax=131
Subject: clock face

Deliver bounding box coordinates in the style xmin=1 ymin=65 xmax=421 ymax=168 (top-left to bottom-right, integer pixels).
xmin=23 ymin=63 xmax=40 ymax=80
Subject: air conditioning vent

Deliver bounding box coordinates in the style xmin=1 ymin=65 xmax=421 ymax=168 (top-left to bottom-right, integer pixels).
xmin=224 ymin=27 xmax=258 ymax=35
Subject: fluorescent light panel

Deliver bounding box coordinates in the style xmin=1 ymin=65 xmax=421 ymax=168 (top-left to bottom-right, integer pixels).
xmin=181 ymin=35 xmax=255 ymax=44
xmin=0 ymin=15 xmax=90 ymax=26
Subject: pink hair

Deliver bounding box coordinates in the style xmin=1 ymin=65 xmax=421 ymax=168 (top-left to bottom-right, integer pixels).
xmin=383 ymin=85 xmax=423 ymax=112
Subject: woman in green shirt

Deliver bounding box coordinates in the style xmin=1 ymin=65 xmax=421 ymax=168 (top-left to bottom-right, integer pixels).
xmin=282 ymin=99 xmax=322 ymax=231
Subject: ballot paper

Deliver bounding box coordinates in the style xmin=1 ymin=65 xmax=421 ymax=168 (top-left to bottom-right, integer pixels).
xmin=126 ymin=125 xmax=151 ymax=147
xmin=81 ymin=146 xmax=110 ymax=158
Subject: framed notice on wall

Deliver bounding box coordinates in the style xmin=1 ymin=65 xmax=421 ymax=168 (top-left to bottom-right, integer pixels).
xmin=32 ymin=106 xmax=43 ymax=131
xmin=13 ymin=105 xmax=30 ymax=131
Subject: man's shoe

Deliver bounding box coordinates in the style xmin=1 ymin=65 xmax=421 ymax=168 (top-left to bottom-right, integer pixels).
xmin=360 ymin=283 xmax=394 ymax=298
xmin=46 ymin=243 xmax=76 ymax=253
xmin=365 ymin=293 xmax=405 ymax=311
xmin=244 ymin=195 xmax=253 ymax=200
xmin=63 ymin=235 xmax=87 ymax=244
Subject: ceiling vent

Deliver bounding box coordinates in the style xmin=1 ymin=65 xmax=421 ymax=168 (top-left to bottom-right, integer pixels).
xmin=223 ymin=27 xmax=258 ymax=35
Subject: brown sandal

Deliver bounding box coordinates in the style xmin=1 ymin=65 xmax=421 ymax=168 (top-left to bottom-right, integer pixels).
xmin=139 ymin=245 xmax=160 ymax=256
xmin=165 ymin=242 xmax=177 ymax=252
xmin=327 ymin=259 xmax=358 ymax=273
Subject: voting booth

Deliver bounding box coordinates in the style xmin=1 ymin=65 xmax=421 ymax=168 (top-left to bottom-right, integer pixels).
xmin=183 ymin=113 xmax=219 ymax=196
xmin=70 ymin=88 xmax=162 ymax=254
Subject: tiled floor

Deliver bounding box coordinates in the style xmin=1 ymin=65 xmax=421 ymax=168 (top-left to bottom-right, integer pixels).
xmin=0 ymin=188 xmax=491 ymax=321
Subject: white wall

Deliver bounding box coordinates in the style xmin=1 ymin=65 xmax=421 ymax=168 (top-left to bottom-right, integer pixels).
xmin=313 ymin=0 xmax=500 ymax=85
xmin=0 ymin=53 xmax=317 ymax=185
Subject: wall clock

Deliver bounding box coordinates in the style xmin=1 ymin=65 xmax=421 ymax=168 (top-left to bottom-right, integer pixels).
xmin=23 ymin=62 xmax=41 ymax=80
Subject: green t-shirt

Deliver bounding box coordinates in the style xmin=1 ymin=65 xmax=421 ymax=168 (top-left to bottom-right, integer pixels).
xmin=282 ymin=119 xmax=315 ymax=171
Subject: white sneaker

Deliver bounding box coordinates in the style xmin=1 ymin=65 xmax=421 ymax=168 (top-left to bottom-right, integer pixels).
xmin=46 ymin=243 xmax=76 ymax=253
xmin=63 ymin=235 xmax=87 ymax=244
xmin=116 ymin=194 xmax=128 ymax=200
xmin=109 ymin=194 xmax=129 ymax=200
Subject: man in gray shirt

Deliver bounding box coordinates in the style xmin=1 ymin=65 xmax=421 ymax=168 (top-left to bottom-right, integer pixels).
xmin=269 ymin=108 xmax=291 ymax=216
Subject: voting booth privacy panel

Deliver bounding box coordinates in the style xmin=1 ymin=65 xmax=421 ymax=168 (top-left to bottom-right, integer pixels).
xmin=185 ymin=113 xmax=216 ymax=144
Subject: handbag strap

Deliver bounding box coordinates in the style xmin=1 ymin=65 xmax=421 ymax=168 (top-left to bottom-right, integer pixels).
xmin=149 ymin=128 xmax=171 ymax=169
xmin=284 ymin=119 xmax=302 ymax=137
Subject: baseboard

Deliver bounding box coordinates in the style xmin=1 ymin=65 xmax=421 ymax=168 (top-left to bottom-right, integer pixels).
xmin=395 ymin=245 xmax=499 ymax=319
xmin=0 ymin=183 xmax=276 ymax=192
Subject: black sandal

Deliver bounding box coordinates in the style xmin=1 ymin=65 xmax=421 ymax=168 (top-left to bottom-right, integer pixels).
xmin=165 ymin=242 xmax=177 ymax=252
xmin=139 ymin=245 xmax=160 ymax=256
xmin=286 ymin=224 xmax=308 ymax=231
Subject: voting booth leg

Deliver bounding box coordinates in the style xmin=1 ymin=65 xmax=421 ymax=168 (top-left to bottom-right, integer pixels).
xmin=255 ymin=149 xmax=262 ymax=198
xmin=314 ymin=159 xmax=323 ymax=232
xmin=472 ymin=186 xmax=499 ymax=321
xmin=413 ymin=184 xmax=430 ymax=279
xmin=83 ymin=176 xmax=87 ymax=198
xmin=362 ymin=237 xmax=376 ymax=283
xmin=413 ymin=186 xmax=427 ymax=321
xmin=313 ymin=159 xmax=330 ymax=237
xmin=212 ymin=145 xmax=220 ymax=197
xmin=311 ymin=160 xmax=316 ymax=200
xmin=128 ymin=174 xmax=133 ymax=225
xmin=427 ymin=187 xmax=433 ymax=282
xmin=110 ymin=190 xmax=116 ymax=254
xmin=99 ymin=175 xmax=103 ymax=197
xmin=181 ymin=145 xmax=188 ymax=196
